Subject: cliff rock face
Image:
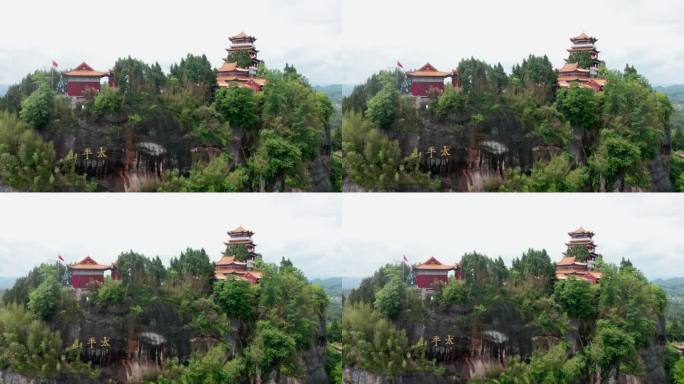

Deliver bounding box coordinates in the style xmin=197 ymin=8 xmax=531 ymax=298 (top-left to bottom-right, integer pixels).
xmin=387 ymin=111 xmax=533 ymax=192
xmin=42 ymin=107 xmax=334 ymax=192
xmin=345 ymin=302 xmax=667 ymax=384
xmin=42 ymin=299 xmax=329 ymax=383
xmin=403 ymin=301 xmax=535 ymax=380
xmin=384 ymin=110 xmax=674 ymax=192
xmin=343 ymin=368 xmax=454 ymax=384
xmin=57 ymin=300 xmax=195 ymax=382
xmin=46 ymin=111 xmax=191 ymax=192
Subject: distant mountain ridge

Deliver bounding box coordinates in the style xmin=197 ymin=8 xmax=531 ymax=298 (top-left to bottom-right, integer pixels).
xmin=0 ymin=276 xmax=17 ymax=290
xmin=0 ymin=84 xmax=9 ymax=97
xmin=656 ymin=84 xmax=684 ymax=110
xmin=652 ymin=277 xmax=684 ymax=296
xmin=310 ymin=276 xmax=363 ymax=292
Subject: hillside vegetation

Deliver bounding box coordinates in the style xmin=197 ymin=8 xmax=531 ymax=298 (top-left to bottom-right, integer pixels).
xmin=0 ymin=58 xmax=339 ymax=192
xmin=343 ymin=59 xmax=678 ymax=192
xmin=343 ymin=252 xmax=683 ymax=383
xmin=1 ymin=251 xmax=337 ymax=383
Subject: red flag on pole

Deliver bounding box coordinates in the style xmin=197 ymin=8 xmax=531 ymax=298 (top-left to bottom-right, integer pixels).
xmin=52 ymin=60 xmax=59 ymax=68
xmin=57 ymin=254 xmax=64 ymax=262
xmin=396 ymin=60 xmax=404 ymax=69
xmin=403 ymin=255 xmax=409 ymax=264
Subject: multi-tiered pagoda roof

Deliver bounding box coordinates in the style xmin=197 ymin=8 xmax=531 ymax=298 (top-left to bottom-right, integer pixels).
xmin=555 ymin=227 xmax=602 ymax=283
xmin=217 ymin=32 xmax=266 ymax=91
xmin=215 ymin=225 xmax=262 ymax=284
xmin=558 ymin=33 xmax=606 ymax=91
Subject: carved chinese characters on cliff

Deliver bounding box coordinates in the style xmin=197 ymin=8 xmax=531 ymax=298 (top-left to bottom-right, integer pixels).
xmin=418 ymin=145 xmax=452 ymax=175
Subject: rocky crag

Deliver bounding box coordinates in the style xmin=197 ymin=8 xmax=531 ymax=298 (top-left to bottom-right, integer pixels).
xmin=344 ymin=300 xmax=667 ymax=384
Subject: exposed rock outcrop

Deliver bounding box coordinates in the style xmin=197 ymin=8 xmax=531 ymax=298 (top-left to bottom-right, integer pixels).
xmin=345 ymin=301 xmax=667 ymax=384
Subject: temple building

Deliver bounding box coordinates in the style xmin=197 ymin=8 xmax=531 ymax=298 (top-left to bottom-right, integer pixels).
xmin=62 ymin=62 xmax=112 ymax=98
xmin=226 ymin=31 xmax=263 ymax=68
xmin=413 ymin=256 xmax=463 ymax=289
xmin=405 ymin=63 xmax=455 ymax=97
xmin=225 ymin=225 xmax=256 ymax=253
xmin=558 ymin=33 xmax=606 ymax=91
xmin=67 ymin=256 xmax=116 ymax=289
xmin=555 ymin=227 xmax=602 ymax=283
xmin=214 ymin=225 xmax=262 ymax=284
xmin=216 ymin=32 xmax=267 ymax=91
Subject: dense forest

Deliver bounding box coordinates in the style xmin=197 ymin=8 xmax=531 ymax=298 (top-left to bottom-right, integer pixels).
xmin=0 ymin=250 xmax=340 ymax=383
xmin=343 ymin=253 xmax=684 ymax=383
xmin=0 ymin=56 xmax=341 ymax=192
xmin=342 ymin=57 xmax=683 ymax=192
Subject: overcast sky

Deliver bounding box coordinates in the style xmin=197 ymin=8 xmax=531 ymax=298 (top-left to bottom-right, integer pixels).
xmin=340 ymin=0 xmax=684 ymax=86
xmin=339 ymin=194 xmax=684 ymax=280
xmin=0 ymin=194 xmax=342 ymax=279
xmin=2 ymin=0 xmax=683 ymax=86
xmin=0 ymin=0 xmax=342 ymax=85
xmin=0 ymin=194 xmax=682 ymax=281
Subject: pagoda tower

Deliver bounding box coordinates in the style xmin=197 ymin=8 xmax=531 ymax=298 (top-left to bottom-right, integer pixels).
xmin=565 ymin=226 xmax=598 ymax=259
xmin=558 ymin=33 xmax=607 ymax=91
xmin=225 ymin=225 xmax=256 ymax=254
xmin=217 ymin=32 xmax=267 ymax=91
xmin=226 ymin=31 xmax=263 ymax=69
xmin=555 ymin=227 xmax=602 ymax=283
xmin=215 ymin=225 xmax=262 ymax=284
xmin=567 ymin=32 xmax=603 ymax=76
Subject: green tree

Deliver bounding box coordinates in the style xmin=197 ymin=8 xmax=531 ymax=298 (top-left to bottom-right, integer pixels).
xmin=159 ymin=156 xmax=248 ymax=192
xmin=567 ymin=51 xmax=594 ymax=69
xmin=19 ymin=84 xmax=55 ymax=130
xmin=226 ymin=50 xmax=252 ymax=68
xmin=96 ymin=278 xmax=127 ymax=305
xmin=213 ymin=278 xmax=256 ymax=321
xmin=556 ymin=85 xmax=598 ymax=132
xmin=214 ymin=86 xmax=259 ymax=130
xmin=511 ymin=248 xmax=555 ymax=291
xmin=112 ymin=57 xmax=166 ymax=98
xmin=169 ymin=54 xmax=217 ymax=101
xmin=589 ymin=129 xmax=646 ymax=190
xmin=435 ymin=85 xmax=466 ymax=118
xmin=342 ymin=302 xmax=431 ymax=375
xmin=457 ymin=58 xmax=508 ymax=95
xmin=554 ymin=277 xmax=596 ymax=320
xmin=249 ymin=130 xmax=303 ymax=191
xmin=26 ymin=276 xmax=61 ymax=320
xmin=92 ymin=86 xmax=124 ymax=116
xmin=0 ymin=304 xmax=64 ymax=379
xmin=260 ymin=69 xmax=326 ymax=161
xmin=342 ymin=112 xmax=434 ymax=191
xmin=170 ymin=248 xmax=215 ymax=280
xmin=512 ymin=55 xmax=557 ymax=90
xmin=0 ymin=112 xmax=91 ymax=191
xmin=366 ymin=83 xmax=399 ymax=129
xmin=181 ymin=345 xmax=241 ymax=384
xmin=674 ymin=358 xmax=684 ymax=384
xmin=590 ymin=320 xmax=639 ymax=379
xmin=374 ymin=272 xmax=406 ymax=319
xmin=247 ymin=320 xmax=298 ymax=376
xmin=224 ymin=243 xmax=253 ymax=262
